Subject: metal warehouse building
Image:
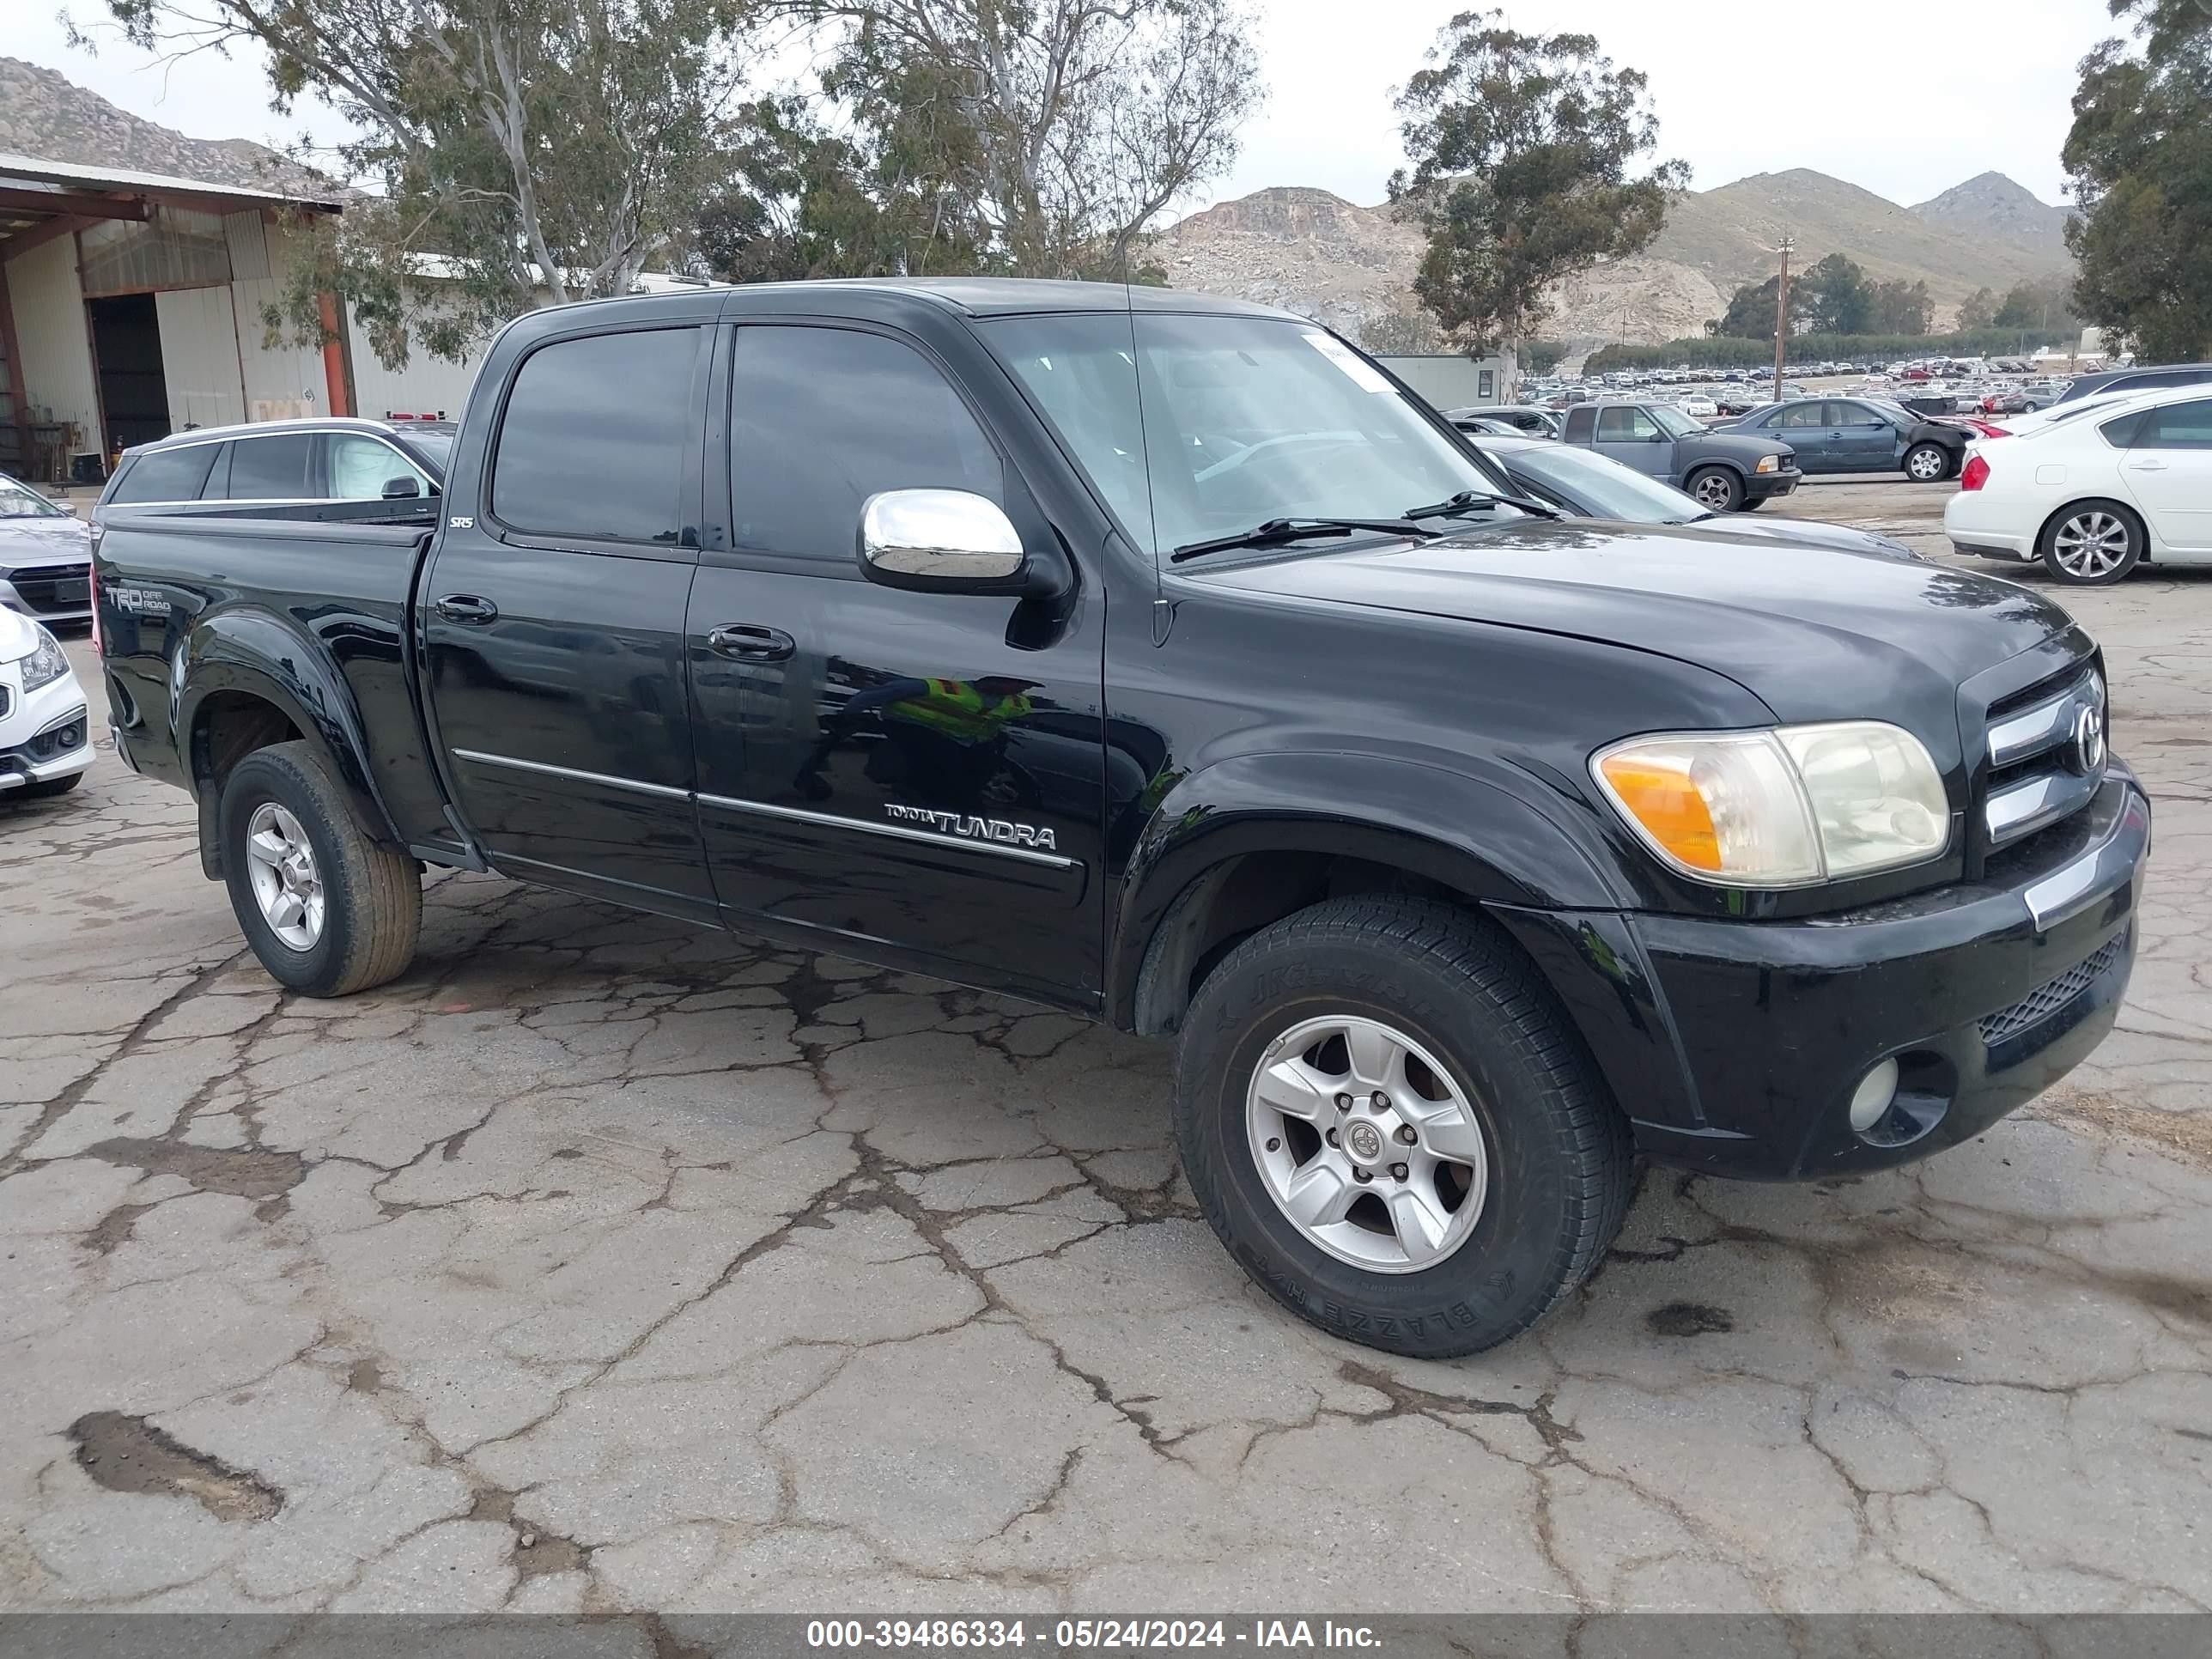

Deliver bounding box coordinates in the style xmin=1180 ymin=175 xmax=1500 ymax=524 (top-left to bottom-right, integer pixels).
xmin=0 ymin=151 xmax=477 ymax=484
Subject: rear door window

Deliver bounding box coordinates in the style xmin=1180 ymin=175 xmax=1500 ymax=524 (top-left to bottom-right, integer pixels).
xmin=108 ymin=442 xmax=220 ymax=503
xmin=2141 ymin=398 xmax=2212 ymax=449
xmin=222 ymin=434 xmax=316 ymax=500
xmin=490 ymin=327 xmax=702 ymax=544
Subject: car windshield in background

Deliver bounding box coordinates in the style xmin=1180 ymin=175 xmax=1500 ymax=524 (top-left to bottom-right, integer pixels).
xmin=404 ymin=431 xmax=454 ymax=476
xmin=1504 ymin=443 xmax=1705 ymax=524
xmin=982 ymin=313 xmax=1519 ymax=556
xmin=0 ymin=477 xmax=64 ymax=518
xmin=1648 ymin=405 xmax=1703 ymax=437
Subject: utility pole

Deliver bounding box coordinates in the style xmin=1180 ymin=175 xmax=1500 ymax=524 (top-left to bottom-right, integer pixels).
xmin=1772 ymin=236 xmax=1795 ymax=392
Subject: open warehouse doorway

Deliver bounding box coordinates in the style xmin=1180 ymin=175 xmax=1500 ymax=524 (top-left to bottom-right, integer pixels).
xmin=87 ymin=292 xmax=171 ymax=461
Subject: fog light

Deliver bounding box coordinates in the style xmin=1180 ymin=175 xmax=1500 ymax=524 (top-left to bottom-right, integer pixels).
xmin=1847 ymin=1058 xmax=1899 ymax=1133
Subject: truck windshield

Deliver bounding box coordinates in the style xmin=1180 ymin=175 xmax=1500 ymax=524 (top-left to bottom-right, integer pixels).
xmin=982 ymin=312 xmax=1519 ymax=557
xmin=1647 ymin=404 xmax=1702 ymax=438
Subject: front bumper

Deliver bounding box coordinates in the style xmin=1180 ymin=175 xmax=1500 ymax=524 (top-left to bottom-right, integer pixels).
xmin=1505 ymin=770 xmax=2150 ymax=1181
xmin=0 ymin=565 xmax=94 ymax=627
xmin=1743 ymin=466 xmax=1800 ymax=502
xmin=0 ymin=702 xmax=94 ymax=790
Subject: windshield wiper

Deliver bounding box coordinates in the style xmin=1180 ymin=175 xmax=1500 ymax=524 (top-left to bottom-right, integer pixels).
xmin=1402 ymin=489 xmax=1562 ymax=523
xmin=1169 ymin=516 xmax=1438 ymax=562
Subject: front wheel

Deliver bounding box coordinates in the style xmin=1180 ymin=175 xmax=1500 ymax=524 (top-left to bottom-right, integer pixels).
xmin=2039 ymin=501 xmax=2144 ymax=586
xmin=1175 ymin=896 xmax=1634 ymax=1358
xmin=1904 ymin=442 xmax=1950 ymax=482
xmin=219 ymin=741 xmax=422 ymax=996
xmin=1685 ymin=466 xmax=1744 ymax=513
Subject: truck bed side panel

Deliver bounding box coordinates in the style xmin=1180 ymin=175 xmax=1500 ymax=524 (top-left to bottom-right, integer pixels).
xmin=98 ymin=513 xmax=453 ymax=848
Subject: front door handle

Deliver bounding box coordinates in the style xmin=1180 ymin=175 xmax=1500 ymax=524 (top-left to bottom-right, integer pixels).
xmin=435 ymin=593 xmax=499 ymax=624
xmin=707 ymin=623 xmax=796 ymax=661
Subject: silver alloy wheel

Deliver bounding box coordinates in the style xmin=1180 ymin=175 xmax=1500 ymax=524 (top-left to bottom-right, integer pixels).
xmin=1245 ymin=1013 xmax=1489 ymax=1273
xmin=1906 ymin=446 xmax=1946 ymax=480
xmin=2051 ymin=510 xmax=2132 ymax=579
xmin=1690 ymin=472 xmax=1735 ymax=509
xmin=244 ymin=801 xmax=325 ymax=951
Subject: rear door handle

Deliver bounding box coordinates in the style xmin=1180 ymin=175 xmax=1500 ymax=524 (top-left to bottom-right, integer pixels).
xmin=707 ymin=623 xmax=796 ymax=661
xmin=2129 ymin=459 xmax=2168 ymax=471
xmin=434 ymin=593 xmax=499 ymax=624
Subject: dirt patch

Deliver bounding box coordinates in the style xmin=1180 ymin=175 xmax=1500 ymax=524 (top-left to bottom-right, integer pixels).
xmin=82 ymin=1138 xmax=307 ymax=1200
xmin=68 ymin=1412 xmax=282 ymax=1522
xmin=82 ymin=1201 xmax=155 ymax=1255
xmin=1645 ymin=1302 xmax=1735 ymax=1337
xmin=2035 ymin=1089 xmax=2212 ymax=1173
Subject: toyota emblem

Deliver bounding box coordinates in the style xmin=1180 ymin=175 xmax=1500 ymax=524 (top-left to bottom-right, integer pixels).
xmin=2071 ymin=702 xmax=2106 ymax=775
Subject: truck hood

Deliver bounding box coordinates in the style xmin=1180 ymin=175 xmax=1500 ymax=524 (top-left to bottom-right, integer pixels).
xmin=1186 ymin=520 xmax=2075 ymax=726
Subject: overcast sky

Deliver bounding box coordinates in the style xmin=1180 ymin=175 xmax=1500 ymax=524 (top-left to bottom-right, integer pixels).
xmin=18 ymin=0 xmax=2124 ymax=209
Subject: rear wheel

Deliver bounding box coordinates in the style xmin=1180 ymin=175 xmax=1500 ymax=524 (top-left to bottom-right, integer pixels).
xmin=1685 ymin=466 xmax=1744 ymax=513
xmin=1904 ymin=442 xmax=1949 ymax=482
xmin=2039 ymin=501 xmax=2144 ymax=586
xmin=1175 ymin=896 xmax=1634 ymax=1358
xmin=219 ymin=741 xmax=421 ymax=996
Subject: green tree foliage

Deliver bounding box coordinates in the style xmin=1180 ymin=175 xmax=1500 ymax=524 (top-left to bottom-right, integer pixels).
xmin=97 ymin=0 xmax=751 ymax=367
xmin=1957 ymin=285 xmax=1999 ymax=329
xmin=1388 ymin=9 xmax=1687 ymax=353
xmin=2064 ymin=0 xmax=2212 ymax=360
xmin=1521 ymin=339 xmax=1568 ymax=374
xmin=1867 ymin=278 xmax=1934 ymax=334
xmin=1802 ymin=252 xmax=1871 ymax=335
xmin=1717 ymin=273 xmax=1810 ymax=339
xmin=763 ymin=0 xmax=1261 ymax=280
xmin=1993 ymin=275 xmax=2081 ymax=333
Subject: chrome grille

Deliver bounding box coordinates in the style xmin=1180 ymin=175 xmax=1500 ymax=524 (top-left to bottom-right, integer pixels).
xmin=1978 ymin=932 xmax=2126 ymax=1048
xmin=1982 ymin=665 xmax=2105 ymax=849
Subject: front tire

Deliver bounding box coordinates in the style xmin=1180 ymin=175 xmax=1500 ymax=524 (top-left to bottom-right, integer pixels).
xmin=1684 ymin=466 xmax=1744 ymax=513
xmin=1904 ymin=442 xmax=1949 ymax=482
xmin=1175 ymin=897 xmax=1634 ymax=1358
xmin=218 ymin=741 xmax=422 ymax=996
xmin=2039 ymin=501 xmax=2144 ymax=586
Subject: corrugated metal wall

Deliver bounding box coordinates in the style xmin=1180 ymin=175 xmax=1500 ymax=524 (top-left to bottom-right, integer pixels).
xmin=347 ymin=295 xmax=483 ymax=422
xmin=155 ymin=286 xmax=246 ymax=430
xmin=6 ymin=238 xmax=100 ymax=452
xmin=226 ymin=213 xmax=331 ymax=420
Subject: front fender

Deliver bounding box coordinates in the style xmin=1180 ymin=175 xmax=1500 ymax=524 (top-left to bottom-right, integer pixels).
xmin=178 ymin=608 xmax=400 ymax=844
xmin=1106 ymin=750 xmax=1634 ymax=1027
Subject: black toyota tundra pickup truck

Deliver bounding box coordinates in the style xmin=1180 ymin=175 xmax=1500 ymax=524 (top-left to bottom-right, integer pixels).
xmin=92 ymin=280 xmax=2150 ymax=1358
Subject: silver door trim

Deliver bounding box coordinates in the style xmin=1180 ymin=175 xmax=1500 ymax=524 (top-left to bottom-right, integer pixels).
xmin=450 ymin=748 xmax=692 ymax=802
xmin=695 ymin=791 xmax=1078 ymax=870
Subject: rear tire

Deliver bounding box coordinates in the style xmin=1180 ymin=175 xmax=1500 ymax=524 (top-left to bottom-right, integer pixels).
xmin=2039 ymin=500 xmax=2144 ymax=586
xmin=1175 ymin=896 xmax=1634 ymax=1358
xmin=1685 ymin=466 xmax=1744 ymax=513
xmin=218 ymin=741 xmax=421 ymax=997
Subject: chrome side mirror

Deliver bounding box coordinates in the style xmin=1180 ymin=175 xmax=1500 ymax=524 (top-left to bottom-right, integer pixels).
xmin=859 ymin=489 xmax=1029 ymax=592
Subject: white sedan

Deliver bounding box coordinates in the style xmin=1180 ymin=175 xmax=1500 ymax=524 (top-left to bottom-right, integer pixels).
xmin=1943 ymin=384 xmax=2212 ymax=585
xmin=1677 ymin=393 xmax=1717 ymax=418
xmin=1 ymin=606 xmax=94 ymax=800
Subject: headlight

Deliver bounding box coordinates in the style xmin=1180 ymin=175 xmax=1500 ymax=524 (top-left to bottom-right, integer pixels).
xmin=13 ymin=624 xmax=70 ymax=694
xmin=1594 ymin=721 xmax=1950 ymax=886
xmin=1754 ymin=455 xmax=1778 ymax=474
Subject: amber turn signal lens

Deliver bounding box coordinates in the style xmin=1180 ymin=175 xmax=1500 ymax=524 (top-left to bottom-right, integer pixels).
xmin=1596 ymin=751 xmax=1721 ymax=872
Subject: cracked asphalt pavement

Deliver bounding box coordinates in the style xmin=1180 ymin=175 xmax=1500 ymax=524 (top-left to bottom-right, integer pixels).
xmin=3 ymin=513 xmax=2208 ymax=1615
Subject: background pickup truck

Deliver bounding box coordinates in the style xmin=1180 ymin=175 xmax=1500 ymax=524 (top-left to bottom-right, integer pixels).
xmin=1560 ymin=398 xmax=1799 ymax=512
xmin=94 ymin=279 xmax=2148 ymax=1359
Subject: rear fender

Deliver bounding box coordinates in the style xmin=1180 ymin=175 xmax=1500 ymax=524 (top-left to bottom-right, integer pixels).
xmin=179 ymin=609 xmax=400 ymax=859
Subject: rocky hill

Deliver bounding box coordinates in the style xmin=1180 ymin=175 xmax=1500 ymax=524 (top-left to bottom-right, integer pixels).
xmin=1911 ymin=170 xmax=2073 ymax=266
xmin=0 ymin=56 xmax=333 ymax=196
xmin=1158 ymin=168 xmax=2075 ymax=350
